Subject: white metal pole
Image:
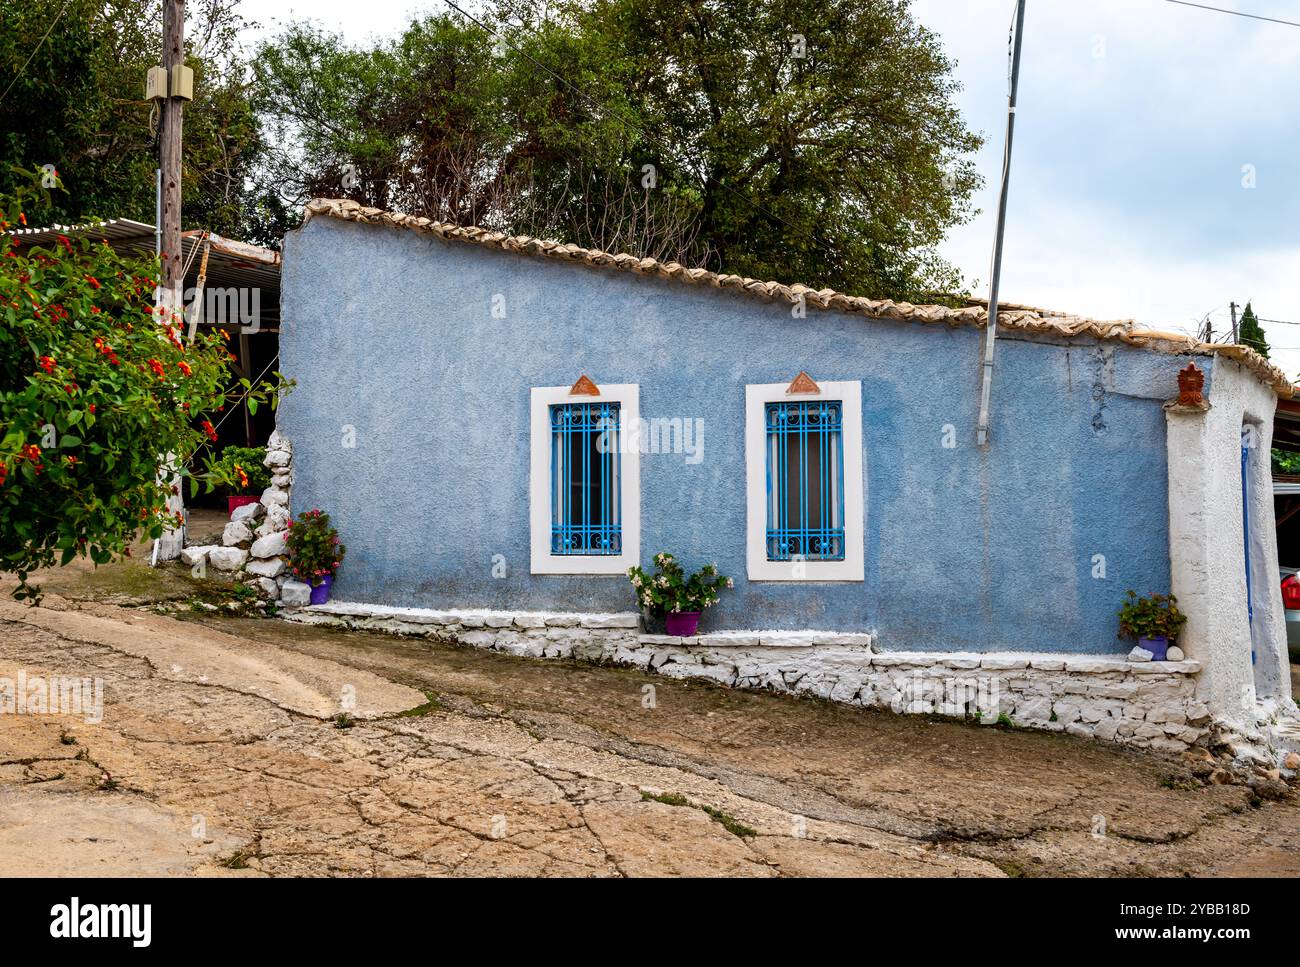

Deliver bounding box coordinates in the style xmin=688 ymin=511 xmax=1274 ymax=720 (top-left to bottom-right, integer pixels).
xmin=976 ymin=0 xmax=1027 ymax=448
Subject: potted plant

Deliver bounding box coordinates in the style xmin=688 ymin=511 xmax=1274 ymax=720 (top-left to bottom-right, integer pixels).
xmin=1117 ymin=590 xmax=1187 ymax=660
xmin=627 ymin=552 xmax=733 ymax=637
xmin=285 ymin=508 xmax=347 ymax=605
xmin=203 ymin=445 xmax=271 ymax=516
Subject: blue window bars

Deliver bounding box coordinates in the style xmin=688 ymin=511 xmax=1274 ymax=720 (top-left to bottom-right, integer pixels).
xmin=765 ymin=400 xmax=845 ymax=561
xmin=551 ymin=402 xmax=622 ymax=555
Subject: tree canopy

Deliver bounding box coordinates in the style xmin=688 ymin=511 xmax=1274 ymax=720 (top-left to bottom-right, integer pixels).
xmin=1 ymin=0 xmax=983 ymax=300
xmin=1238 ymin=302 xmax=1269 ymax=359
xmin=0 ymin=0 xmax=263 ymax=236
xmin=249 ymin=0 xmax=983 ymax=299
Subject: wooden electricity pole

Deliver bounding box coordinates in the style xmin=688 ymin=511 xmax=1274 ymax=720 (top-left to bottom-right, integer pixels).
xmin=154 ymin=0 xmax=187 ymax=563
xmin=159 ymin=0 xmax=185 ymax=308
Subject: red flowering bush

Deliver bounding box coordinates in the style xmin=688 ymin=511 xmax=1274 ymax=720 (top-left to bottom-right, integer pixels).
xmin=284 ymin=509 xmax=346 ymax=587
xmin=0 ymin=172 xmax=278 ymax=599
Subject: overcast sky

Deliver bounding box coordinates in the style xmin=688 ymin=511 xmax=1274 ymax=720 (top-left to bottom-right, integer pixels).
xmin=239 ymin=0 xmax=1300 ymax=377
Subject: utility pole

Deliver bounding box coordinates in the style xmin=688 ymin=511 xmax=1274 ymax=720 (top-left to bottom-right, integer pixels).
xmin=1230 ymin=301 xmax=1239 ymax=344
xmin=154 ymin=0 xmax=187 ymax=563
xmin=159 ymin=0 xmax=185 ymax=309
xmin=976 ymin=0 xmax=1027 ymax=448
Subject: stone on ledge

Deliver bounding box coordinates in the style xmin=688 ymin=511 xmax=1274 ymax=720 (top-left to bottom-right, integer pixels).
xmin=179 ymin=545 xmax=212 ymax=568
xmin=260 ymin=486 xmax=289 ymax=508
xmin=245 ymin=557 xmax=286 ymax=579
xmin=230 ymin=502 xmax=264 ymax=523
xmin=250 ymin=531 xmax=287 ymax=559
xmin=580 ymin=613 xmax=640 ymax=629
xmin=280 ymin=580 xmax=312 ymax=607
xmin=222 ymin=520 xmax=253 ymax=546
xmin=208 ymin=546 xmax=248 ymax=571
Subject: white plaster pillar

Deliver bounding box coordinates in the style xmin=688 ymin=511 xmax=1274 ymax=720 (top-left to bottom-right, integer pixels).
xmin=154 ymin=451 xmax=185 ymax=561
xmin=1165 ymin=361 xmax=1294 ymax=735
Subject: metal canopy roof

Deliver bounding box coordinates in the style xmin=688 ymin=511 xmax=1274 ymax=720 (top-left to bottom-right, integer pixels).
xmin=9 ymin=218 xmax=280 ymax=300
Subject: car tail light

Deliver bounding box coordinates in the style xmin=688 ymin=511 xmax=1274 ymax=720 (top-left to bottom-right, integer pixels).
xmin=1282 ymin=575 xmax=1300 ymax=610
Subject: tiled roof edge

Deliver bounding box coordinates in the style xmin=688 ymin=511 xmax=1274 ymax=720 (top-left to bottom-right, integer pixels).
xmin=301 ymin=198 xmax=1292 ymax=399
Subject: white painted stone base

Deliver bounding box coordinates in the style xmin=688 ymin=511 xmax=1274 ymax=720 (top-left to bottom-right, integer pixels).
xmin=282 ymin=601 xmax=1213 ymax=754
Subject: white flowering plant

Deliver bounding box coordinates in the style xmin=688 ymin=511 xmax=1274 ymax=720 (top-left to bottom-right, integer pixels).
xmin=627 ymin=552 xmax=733 ymax=615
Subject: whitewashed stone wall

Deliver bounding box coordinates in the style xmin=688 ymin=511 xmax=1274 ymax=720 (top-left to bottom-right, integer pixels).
xmin=180 ymin=430 xmax=300 ymax=602
xmin=281 ymin=601 xmax=1208 ymax=754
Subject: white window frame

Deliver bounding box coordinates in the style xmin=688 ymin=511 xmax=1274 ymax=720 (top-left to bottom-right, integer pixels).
xmin=745 ymin=380 xmax=864 ymax=582
xmin=530 ymin=383 xmax=640 ymax=575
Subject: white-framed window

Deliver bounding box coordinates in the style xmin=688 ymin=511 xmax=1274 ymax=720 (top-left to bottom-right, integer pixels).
xmin=745 ymin=380 xmax=864 ymax=582
xmin=530 ymin=383 xmax=640 ymax=575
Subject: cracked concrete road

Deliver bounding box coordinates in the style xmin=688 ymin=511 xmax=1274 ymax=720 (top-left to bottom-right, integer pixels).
xmin=0 ymin=560 xmax=1297 ymax=877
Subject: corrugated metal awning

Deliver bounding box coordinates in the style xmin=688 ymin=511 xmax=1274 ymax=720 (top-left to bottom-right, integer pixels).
xmin=9 ymin=218 xmax=280 ymax=296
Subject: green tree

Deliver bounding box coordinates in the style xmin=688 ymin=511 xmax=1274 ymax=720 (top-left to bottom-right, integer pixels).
xmin=1271 ymin=448 xmax=1300 ymax=476
xmin=1238 ymin=301 xmax=1269 ymax=358
xmin=251 ymin=0 xmax=982 ymax=298
xmin=0 ymin=174 xmax=274 ymax=599
xmin=561 ymin=0 xmax=983 ymax=299
xmin=0 ymin=0 xmax=264 ymax=238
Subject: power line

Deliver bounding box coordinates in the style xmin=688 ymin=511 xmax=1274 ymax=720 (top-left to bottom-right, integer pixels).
xmin=0 ymin=0 xmax=74 ymax=106
xmin=1163 ymin=0 xmax=1300 ymax=28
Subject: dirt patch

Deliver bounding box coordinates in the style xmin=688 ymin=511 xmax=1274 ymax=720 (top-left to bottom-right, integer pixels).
xmin=0 ymin=562 xmax=1296 ymax=877
xmin=0 ymin=783 xmax=244 ymax=877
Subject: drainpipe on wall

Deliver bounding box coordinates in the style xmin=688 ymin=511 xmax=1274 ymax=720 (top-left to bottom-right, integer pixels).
xmin=976 ymin=0 xmax=1027 ymax=448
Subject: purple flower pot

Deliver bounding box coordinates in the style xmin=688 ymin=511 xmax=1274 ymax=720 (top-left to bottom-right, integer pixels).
xmin=1139 ymin=635 xmax=1168 ymax=661
xmin=309 ymin=574 xmax=334 ymax=606
xmin=664 ymin=611 xmax=701 ymax=637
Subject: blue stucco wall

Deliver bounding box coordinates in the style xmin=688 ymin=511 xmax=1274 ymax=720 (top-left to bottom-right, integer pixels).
xmin=278 ymin=216 xmax=1206 ymax=653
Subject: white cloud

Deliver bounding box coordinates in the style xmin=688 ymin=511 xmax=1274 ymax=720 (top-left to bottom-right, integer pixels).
xmin=915 ymin=0 xmax=1300 ymax=377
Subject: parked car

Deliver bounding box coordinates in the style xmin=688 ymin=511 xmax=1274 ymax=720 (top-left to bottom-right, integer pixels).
xmin=1281 ymin=571 xmax=1300 ymax=660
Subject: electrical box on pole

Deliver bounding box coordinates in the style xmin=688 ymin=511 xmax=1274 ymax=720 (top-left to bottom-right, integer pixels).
xmin=170 ymin=64 xmax=194 ymax=101
xmin=144 ymin=66 xmax=168 ymax=101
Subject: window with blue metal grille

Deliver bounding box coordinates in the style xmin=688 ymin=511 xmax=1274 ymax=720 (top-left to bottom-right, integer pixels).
xmin=765 ymin=400 xmax=844 ymax=561
xmin=551 ymin=402 xmax=622 ymax=555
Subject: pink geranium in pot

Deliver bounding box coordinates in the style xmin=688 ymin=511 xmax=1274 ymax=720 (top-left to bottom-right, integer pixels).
xmin=285 ymin=508 xmax=346 ymax=605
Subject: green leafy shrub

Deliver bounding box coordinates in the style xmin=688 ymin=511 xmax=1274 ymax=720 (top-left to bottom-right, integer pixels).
xmin=202 ymin=445 xmax=270 ymax=495
xmin=1117 ymin=590 xmax=1187 ymax=642
xmin=627 ymin=552 xmax=732 ymax=615
xmin=285 ymin=508 xmax=345 ymax=587
xmin=1272 ymin=448 xmax=1300 ymax=476
xmin=0 ymin=171 xmax=280 ymax=599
